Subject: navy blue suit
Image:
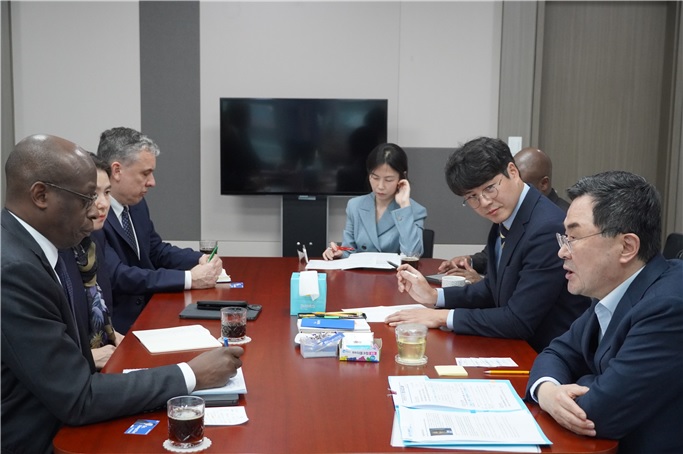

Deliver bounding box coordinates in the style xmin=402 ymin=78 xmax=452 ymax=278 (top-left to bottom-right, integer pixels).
xmin=526 ymin=256 xmax=683 ymax=453
xmin=1 ymin=209 xmax=186 ymax=454
xmin=342 ymin=193 xmax=427 ymax=257
xmin=443 ymin=186 xmax=590 ymax=352
xmin=103 ymin=198 xmax=202 ymax=333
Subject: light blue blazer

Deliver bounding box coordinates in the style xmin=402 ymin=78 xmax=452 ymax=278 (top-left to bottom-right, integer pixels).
xmin=341 ymin=193 xmax=427 ymax=257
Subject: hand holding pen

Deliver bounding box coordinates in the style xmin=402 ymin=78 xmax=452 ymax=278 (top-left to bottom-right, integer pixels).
xmin=322 ymin=242 xmax=354 ymax=261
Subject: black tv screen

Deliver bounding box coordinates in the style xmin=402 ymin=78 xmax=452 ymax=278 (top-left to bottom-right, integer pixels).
xmin=220 ymin=98 xmax=388 ymax=196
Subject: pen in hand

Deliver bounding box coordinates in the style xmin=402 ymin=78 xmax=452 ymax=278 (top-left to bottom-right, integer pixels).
xmin=387 ymin=261 xmax=418 ymax=278
xmin=223 ymin=337 xmax=229 ymax=347
xmin=207 ymin=244 xmax=218 ymax=262
xmin=336 ymin=245 xmax=355 ymax=251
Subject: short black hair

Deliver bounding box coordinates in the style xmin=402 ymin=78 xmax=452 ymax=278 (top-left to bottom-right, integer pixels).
xmin=365 ymin=143 xmax=408 ymax=178
xmin=89 ymin=152 xmax=111 ymax=178
xmin=444 ymin=137 xmax=514 ymax=196
xmin=567 ymin=170 xmax=661 ymax=262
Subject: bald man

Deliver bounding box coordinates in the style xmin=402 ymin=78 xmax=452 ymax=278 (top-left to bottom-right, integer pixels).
xmin=1 ymin=134 xmax=243 ymax=454
xmin=515 ymin=147 xmax=570 ymax=211
xmin=439 ymin=147 xmax=570 ymax=282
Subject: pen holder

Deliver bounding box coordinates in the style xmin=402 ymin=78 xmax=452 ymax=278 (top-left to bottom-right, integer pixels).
xmin=290 ymin=272 xmax=327 ymax=315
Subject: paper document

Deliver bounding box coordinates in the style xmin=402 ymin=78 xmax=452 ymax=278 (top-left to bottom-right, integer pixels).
xmin=205 ymin=407 xmax=248 ymax=426
xmin=306 ymin=252 xmax=401 ymax=270
xmin=193 ymin=368 xmax=247 ymax=395
xmin=216 ymin=269 xmax=231 ymax=283
xmin=456 ymin=357 xmax=518 ymax=367
xmin=132 ymin=325 xmax=222 ymax=353
xmin=343 ymin=304 xmax=424 ymax=322
xmin=388 ymin=376 xmax=550 ymax=447
xmin=390 ymin=414 xmax=541 ymax=452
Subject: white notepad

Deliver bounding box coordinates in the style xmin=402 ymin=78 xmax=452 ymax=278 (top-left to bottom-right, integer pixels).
xmin=132 ymin=325 xmax=222 ymax=353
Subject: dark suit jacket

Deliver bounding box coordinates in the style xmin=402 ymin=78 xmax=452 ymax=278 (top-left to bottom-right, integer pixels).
xmin=443 ymin=187 xmax=590 ymax=352
xmin=90 ymin=229 xmax=114 ymax=315
xmin=526 ymin=255 xmax=683 ymax=454
xmin=103 ymin=198 xmax=202 ymax=333
xmin=342 ymin=193 xmax=427 ymax=257
xmin=1 ymin=209 xmax=187 ymax=454
xmin=469 ymin=187 xmax=570 ymax=274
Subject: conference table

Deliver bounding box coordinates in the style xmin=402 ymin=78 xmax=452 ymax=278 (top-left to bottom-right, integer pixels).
xmin=54 ymin=257 xmax=617 ymax=454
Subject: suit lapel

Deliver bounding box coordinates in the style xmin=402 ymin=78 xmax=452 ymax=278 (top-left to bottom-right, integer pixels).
xmin=358 ymin=195 xmax=381 ymax=251
xmin=106 ymin=209 xmax=137 ymax=252
xmin=1 ymin=209 xmax=95 ymax=370
xmin=494 ymin=190 xmax=540 ymax=304
xmin=593 ymin=256 xmax=669 ymax=368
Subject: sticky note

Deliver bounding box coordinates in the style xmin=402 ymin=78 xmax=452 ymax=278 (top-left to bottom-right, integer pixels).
xmin=434 ymin=365 xmax=468 ymax=377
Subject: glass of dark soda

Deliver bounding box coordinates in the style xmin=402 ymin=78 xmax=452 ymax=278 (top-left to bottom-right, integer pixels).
xmin=167 ymin=396 xmax=204 ymax=448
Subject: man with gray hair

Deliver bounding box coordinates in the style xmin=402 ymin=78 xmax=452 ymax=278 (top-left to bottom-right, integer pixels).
xmin=526 ymin=170 xmax=683 ymax=453
xmin=98 ymin=127 xmax=222 ymax=333
xmin=1 ymin=134 xmax=243 ymax=453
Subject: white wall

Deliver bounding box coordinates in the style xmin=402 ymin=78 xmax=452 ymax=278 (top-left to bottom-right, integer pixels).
xmin=11 ymin=1 xmax=141 ymax=151
xmin=10 ymin=1 xmax=501 ymax=258
xmin=199 ymin=2 xmax=501 ymax=256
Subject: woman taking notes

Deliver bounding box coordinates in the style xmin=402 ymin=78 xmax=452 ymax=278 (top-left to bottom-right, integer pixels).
xmin=323 ymin=143 xmax=427 ymax=260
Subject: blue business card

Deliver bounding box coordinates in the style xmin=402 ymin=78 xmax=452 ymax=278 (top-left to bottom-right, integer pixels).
xmin=124 ymin=419 xmax=159 ymax=435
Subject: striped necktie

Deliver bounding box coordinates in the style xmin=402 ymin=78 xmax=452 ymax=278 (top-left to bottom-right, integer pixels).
xmin=121 ymin=206 xmax=137 ymax=249
xmin=499 ymin=224 xmax=509 ymax=249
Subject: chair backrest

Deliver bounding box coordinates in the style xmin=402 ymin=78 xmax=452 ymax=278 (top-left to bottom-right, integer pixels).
xmin=663 ymin=233 xmax=683 ymax=260
xmin=422 ymin=229 xmax=435 ymax=259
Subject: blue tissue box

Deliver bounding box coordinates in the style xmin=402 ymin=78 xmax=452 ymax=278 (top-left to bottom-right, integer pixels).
xmin=290 ymin=272 xmax=327 ymax=315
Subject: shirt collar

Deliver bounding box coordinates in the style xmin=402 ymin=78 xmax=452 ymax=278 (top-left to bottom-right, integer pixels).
xmin=502 ymin=183 xmax=530 ymax=230
xmin=109 ymin=195 xmax=125 ymax=219
xmin=7 ymin=210 xmax=59 ymax=268
xmin=597 ymin=266 xmax=646 ymax=317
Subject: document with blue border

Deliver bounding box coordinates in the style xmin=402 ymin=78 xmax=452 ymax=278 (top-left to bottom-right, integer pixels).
xmin=388 ymin=375 xmax=550 ymax=449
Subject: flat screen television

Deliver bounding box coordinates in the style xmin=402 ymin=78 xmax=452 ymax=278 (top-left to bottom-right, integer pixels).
xmin=220 ymin=97 xmax=388 ymax=196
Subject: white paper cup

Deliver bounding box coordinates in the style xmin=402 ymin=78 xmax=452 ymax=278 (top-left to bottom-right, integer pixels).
xmin=442 ymin=275 xmax=467 ymax=288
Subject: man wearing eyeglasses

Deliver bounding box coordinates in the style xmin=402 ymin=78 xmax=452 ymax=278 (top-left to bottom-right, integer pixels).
xmin=98 ymin=127 xmax=223 ymax=333
xmin=1 ymin=135 xmax=244 ymax=454
xmin=386 ymin=137 xmax=590 ymax=352
xmin=525 ymin=171 xmax=683 ymax=453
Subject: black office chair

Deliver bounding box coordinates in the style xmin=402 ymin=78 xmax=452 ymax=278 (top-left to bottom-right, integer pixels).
xmin=422 ymin=229 xmax=435 ymax=259
xmin=662 ymin=233 xmax=683 ymax=260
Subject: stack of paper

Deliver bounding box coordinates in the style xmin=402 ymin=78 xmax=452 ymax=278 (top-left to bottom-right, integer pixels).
xmin=193 ymin=368 xmax=248 ymax=396
xmin=388 ymin=375 xmax=550 ymax=451
xmin=132 ymin=325 xmax=222 ymax=353
xmin=305 ymin=252 xmax=401 ymax=270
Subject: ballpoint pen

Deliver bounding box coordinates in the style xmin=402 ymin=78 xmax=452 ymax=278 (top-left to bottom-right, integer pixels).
xmin=208 ymin=244 xmax=218 ymax=262
xmin=387 ymin=261 xmax=418 ymax=278
xmin=336 ymin=245 xmax=355 ymax=251
xmin=223 ymin=337 xmax=229 ymax=347
xmin=483 ymin=370 xmax=529 ymax=375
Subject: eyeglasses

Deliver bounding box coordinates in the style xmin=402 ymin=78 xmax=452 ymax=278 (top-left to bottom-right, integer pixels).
xmin=556 ymin=231 xmax=605 ymax=253
xmin=462 ymin=178 xmax=503 ymax=209
xmin=41 ymin=181 xmax=98 ymax=210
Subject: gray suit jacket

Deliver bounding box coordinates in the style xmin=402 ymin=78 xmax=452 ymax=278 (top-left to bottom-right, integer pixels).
xmin=1 ymin=209 xmax=187 ymax=454
xmin=341 ymin=193 xmax=427 ymax=257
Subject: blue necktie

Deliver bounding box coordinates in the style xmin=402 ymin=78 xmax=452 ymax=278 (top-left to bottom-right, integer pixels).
xmin=121 ymin=206 xmax=137 ymax=250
